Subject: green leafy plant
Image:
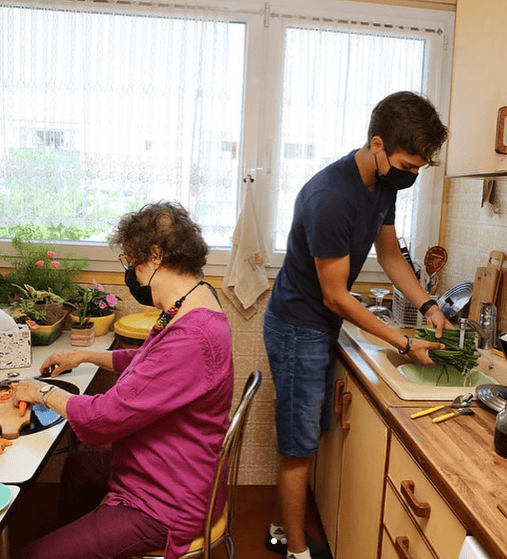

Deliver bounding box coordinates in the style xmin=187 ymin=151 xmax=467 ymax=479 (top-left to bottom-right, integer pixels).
xmin=10 ymin=284 xmax=65 ymax=326
xmin=73 ymin=280 xmax=120 ymax=326
xmin=0 ymin=234 xmax=88 ymax=304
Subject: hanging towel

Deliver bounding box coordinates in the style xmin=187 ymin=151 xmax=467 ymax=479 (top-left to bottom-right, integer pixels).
xmin=222 ymin=182 xmax=269 ymax=319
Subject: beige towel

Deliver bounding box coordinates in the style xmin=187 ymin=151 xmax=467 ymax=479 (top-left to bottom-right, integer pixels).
xmin=222 ymin=183 xmax=269 ymax=319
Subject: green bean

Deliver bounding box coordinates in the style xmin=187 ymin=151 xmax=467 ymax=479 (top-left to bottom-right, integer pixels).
xmin=414 ymin=326 xmax=480 ymax=376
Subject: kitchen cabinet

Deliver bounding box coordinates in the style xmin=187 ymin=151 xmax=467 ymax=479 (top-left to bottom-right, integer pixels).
xmin=314 ymin=357 xmax=388 ymax=558
xmin=382 ymin=434 xmax=466 ymax=558
xmin=314 ymin=356 xmax=470 ymax=559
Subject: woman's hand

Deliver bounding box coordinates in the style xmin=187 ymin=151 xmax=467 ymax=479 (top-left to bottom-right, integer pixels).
xmin=408 ymin=338 xmax=445 ymax=365
xmin=11 ymin=378 xmax=45 ymax=406
xmin=40 ymin=351 xmax=85 ymax=377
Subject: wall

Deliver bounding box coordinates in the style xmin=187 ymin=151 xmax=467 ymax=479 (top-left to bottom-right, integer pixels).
xmin=440 ymin=176 xmax=507 ymax=293
xmin=446 ymin=0 xmax=507 ymax=174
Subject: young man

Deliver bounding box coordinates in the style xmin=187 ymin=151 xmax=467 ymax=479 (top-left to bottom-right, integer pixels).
xmin=263 ymin=91 xmax=453 ymax=559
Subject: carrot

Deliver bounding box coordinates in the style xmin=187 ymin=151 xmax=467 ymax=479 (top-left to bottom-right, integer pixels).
xmin=0 ymin=439 xmax=13 ymax=452
xmin=18 ymin=401 xmax=27 ymax=417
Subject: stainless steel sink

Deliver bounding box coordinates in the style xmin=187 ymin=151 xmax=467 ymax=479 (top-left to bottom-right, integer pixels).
xmin=340 ymin=321 xmax=506 ymax=400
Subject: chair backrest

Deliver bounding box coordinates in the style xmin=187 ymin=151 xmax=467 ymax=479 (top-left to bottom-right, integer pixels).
xmin=202 ymin=369 xmax=262 ymax=559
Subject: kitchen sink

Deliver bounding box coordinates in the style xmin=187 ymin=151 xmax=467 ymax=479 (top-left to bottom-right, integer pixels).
xmin=340 ymin=321 xmax=507 ymax=400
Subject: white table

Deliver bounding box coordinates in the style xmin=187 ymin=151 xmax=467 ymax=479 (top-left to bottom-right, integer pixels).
xmin=0 ymin=332 xmax=114 ymax=486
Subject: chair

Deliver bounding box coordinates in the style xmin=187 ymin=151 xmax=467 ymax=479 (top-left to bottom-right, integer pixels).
xmin=131 ymin=369 xmax=262 ymax=559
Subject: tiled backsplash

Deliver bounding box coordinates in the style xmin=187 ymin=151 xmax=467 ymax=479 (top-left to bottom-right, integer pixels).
xmin=440 ymin=175 xmax=507 ymax=293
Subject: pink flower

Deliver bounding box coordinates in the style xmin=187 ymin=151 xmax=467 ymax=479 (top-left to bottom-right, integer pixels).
xmin=99 ymin=301 xmax=107 ymax=309
xmin=50 ymin=261 xmax=60 ymax=268
xmin=47 ymin=251 xmax=55 ymax=258
xmin=106 ymin=293 xmax=117 ymax=307
xmin=92 ymin=279 xmax=104 ymax=291
xmin=35 ymin=261 xmax=44 ymax=268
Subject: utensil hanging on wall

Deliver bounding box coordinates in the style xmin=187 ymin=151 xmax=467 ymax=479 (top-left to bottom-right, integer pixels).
xmin=398 ymin=237 xmax=418 ymax=277
xmin=424 ymin=246 xmax=448 ymax=294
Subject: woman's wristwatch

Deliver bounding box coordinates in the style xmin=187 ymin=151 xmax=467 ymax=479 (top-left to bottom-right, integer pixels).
xmin=38 ymin=384 xmax=57 ymax=407
xmin=419 ymin=299 xmax=438 ymax=315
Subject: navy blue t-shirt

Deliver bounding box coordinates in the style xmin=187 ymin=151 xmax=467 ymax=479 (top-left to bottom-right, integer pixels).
xmin=269 ymin=150 xmax=397 ymax=334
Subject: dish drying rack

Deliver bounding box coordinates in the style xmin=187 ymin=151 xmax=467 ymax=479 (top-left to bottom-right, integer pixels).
xmin=392 ymin=287 xmax=427 ymax=328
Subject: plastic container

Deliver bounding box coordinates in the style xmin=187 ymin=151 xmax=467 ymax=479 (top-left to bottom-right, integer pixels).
xmin=113 ymin=308 xmax=159 ymax=348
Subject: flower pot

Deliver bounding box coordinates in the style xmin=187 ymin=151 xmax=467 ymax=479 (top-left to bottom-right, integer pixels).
xmin=70 ymin=322 xmax=95 ymax=347
xmin=28 ymin=312 xmax=67 ymax=346
xmin=70 ymin=311 xmax=116 ymax=337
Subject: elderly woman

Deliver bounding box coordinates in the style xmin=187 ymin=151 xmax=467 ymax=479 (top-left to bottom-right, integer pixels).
xmin=12 ymin=201 xmax=234 ymax=559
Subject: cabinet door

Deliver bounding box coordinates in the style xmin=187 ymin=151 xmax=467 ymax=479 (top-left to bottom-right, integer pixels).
xmin=336 ymin=374 xmax=388 ymax=559
xmin=314 ymin=359 xmax=348 ymax=555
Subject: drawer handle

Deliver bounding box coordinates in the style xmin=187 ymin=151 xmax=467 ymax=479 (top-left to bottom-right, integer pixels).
xmin=341 ymin=392 xmax=352 ymax=431
xmin=334 ymin=379 xmax=345 ymax=414
xmin=394 ymin=536 xmax=413 ymax=559
xmin=400 ymin=480 xmax=431 ymax=518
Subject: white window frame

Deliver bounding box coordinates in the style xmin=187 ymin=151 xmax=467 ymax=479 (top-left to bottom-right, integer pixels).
xmin=0 ymin=0 xmax=454 ymax=280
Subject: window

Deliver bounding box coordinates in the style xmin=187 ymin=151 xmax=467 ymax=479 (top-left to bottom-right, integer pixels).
xmin=0 ymin=1 xmax=454 ymax=275
xmin=0 ymin=3 xmax=245 ymax=248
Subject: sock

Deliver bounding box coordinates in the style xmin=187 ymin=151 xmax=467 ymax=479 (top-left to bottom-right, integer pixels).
xmin=287 ymin=548 xmax=311 ymax=559
xmin=269 ymin=523 xmax=287 ymax=545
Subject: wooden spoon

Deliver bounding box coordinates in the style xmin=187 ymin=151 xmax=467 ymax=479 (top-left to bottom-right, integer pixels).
xmin=424 ymin=246 xmax=448 ymax=294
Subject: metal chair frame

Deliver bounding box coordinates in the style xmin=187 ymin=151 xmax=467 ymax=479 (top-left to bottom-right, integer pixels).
xmin=132 ymin=369 xmax=262 ymax=559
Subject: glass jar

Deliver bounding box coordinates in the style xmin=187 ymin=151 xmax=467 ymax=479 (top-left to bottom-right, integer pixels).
xmin=494 ymin=404 xmax=507 ymax=458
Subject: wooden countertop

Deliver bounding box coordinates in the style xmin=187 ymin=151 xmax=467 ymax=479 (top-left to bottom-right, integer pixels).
xmin=337 ymin=331 xmax=507 ymax=559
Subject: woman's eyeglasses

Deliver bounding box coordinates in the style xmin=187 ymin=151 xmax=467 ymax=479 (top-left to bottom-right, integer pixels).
xmin=118 ymin=254 xmax=134 ymax=271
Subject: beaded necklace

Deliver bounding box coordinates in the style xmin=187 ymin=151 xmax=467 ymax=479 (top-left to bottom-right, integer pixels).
xmin=152 ymin=280 xmax=205 ymax=333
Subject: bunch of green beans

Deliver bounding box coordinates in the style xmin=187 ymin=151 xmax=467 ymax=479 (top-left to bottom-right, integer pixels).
xmin=414 ymin=326 xmax=480 ymax=383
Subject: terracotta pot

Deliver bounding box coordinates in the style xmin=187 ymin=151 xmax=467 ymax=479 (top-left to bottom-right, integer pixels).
xmin=70 ymin=323 xmax=95 ymax=347
xmin=70 ymin=311 xmax=116 ymax=337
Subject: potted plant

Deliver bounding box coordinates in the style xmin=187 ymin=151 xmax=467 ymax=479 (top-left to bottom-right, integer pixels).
xmin=69 ymin=280 xmax=120 ymax=337
xmin=10 ymin=284 xmax=67 ymax=345
xmin=0 ymin=235 xmax=88 ymax=305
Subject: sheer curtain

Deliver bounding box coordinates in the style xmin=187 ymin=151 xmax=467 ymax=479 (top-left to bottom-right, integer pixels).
xmin=273 ymin=22 xmax=427 ymax=251
xmin=0 ymin=2 xmax=244 ymax=245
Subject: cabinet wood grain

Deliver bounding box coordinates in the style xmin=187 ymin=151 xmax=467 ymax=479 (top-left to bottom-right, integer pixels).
xmin=388 ymin=406 xmax=507 ymax=559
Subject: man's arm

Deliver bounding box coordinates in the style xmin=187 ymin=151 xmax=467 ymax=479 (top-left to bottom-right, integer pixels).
xmin=315 ymin=255 xmax=443 ymax=365
xmin=374 ymin=224 xmax=453 ymax=336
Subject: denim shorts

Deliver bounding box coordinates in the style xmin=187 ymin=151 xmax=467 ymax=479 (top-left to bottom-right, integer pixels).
xmin=263 ymin=308 xmax=337 ymax=457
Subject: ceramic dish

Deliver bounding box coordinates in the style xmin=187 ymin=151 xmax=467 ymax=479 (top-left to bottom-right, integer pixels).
xmin=0 ymin=483 xmax=12 ymax=512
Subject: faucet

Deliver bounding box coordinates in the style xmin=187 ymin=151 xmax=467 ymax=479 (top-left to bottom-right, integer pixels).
xmin=467 ymin=318 xmax=492 ymax=349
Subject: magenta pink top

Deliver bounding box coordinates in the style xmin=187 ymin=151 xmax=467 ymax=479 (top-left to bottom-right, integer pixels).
xmin=67 ymin=308 xmax=234 ymax=558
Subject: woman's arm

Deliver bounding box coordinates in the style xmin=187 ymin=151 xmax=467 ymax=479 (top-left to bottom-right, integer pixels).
xmin=12 ymin=378 xmax=71 ymax=418
xmin=40 ymin=350 xmax=115 ymax=377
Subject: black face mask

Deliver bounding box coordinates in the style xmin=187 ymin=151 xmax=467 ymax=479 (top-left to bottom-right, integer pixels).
xmin=124 ymin=266 xmax=157 ymax=307
xmin=375 ymin=154 xmax=418 ymax=191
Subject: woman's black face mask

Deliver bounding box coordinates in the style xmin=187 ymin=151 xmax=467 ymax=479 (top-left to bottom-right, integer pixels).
xmin=375 ymin=153 xmax=418 ymax=191
xmin=124 ymin=266 xmax=157 ymax=307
